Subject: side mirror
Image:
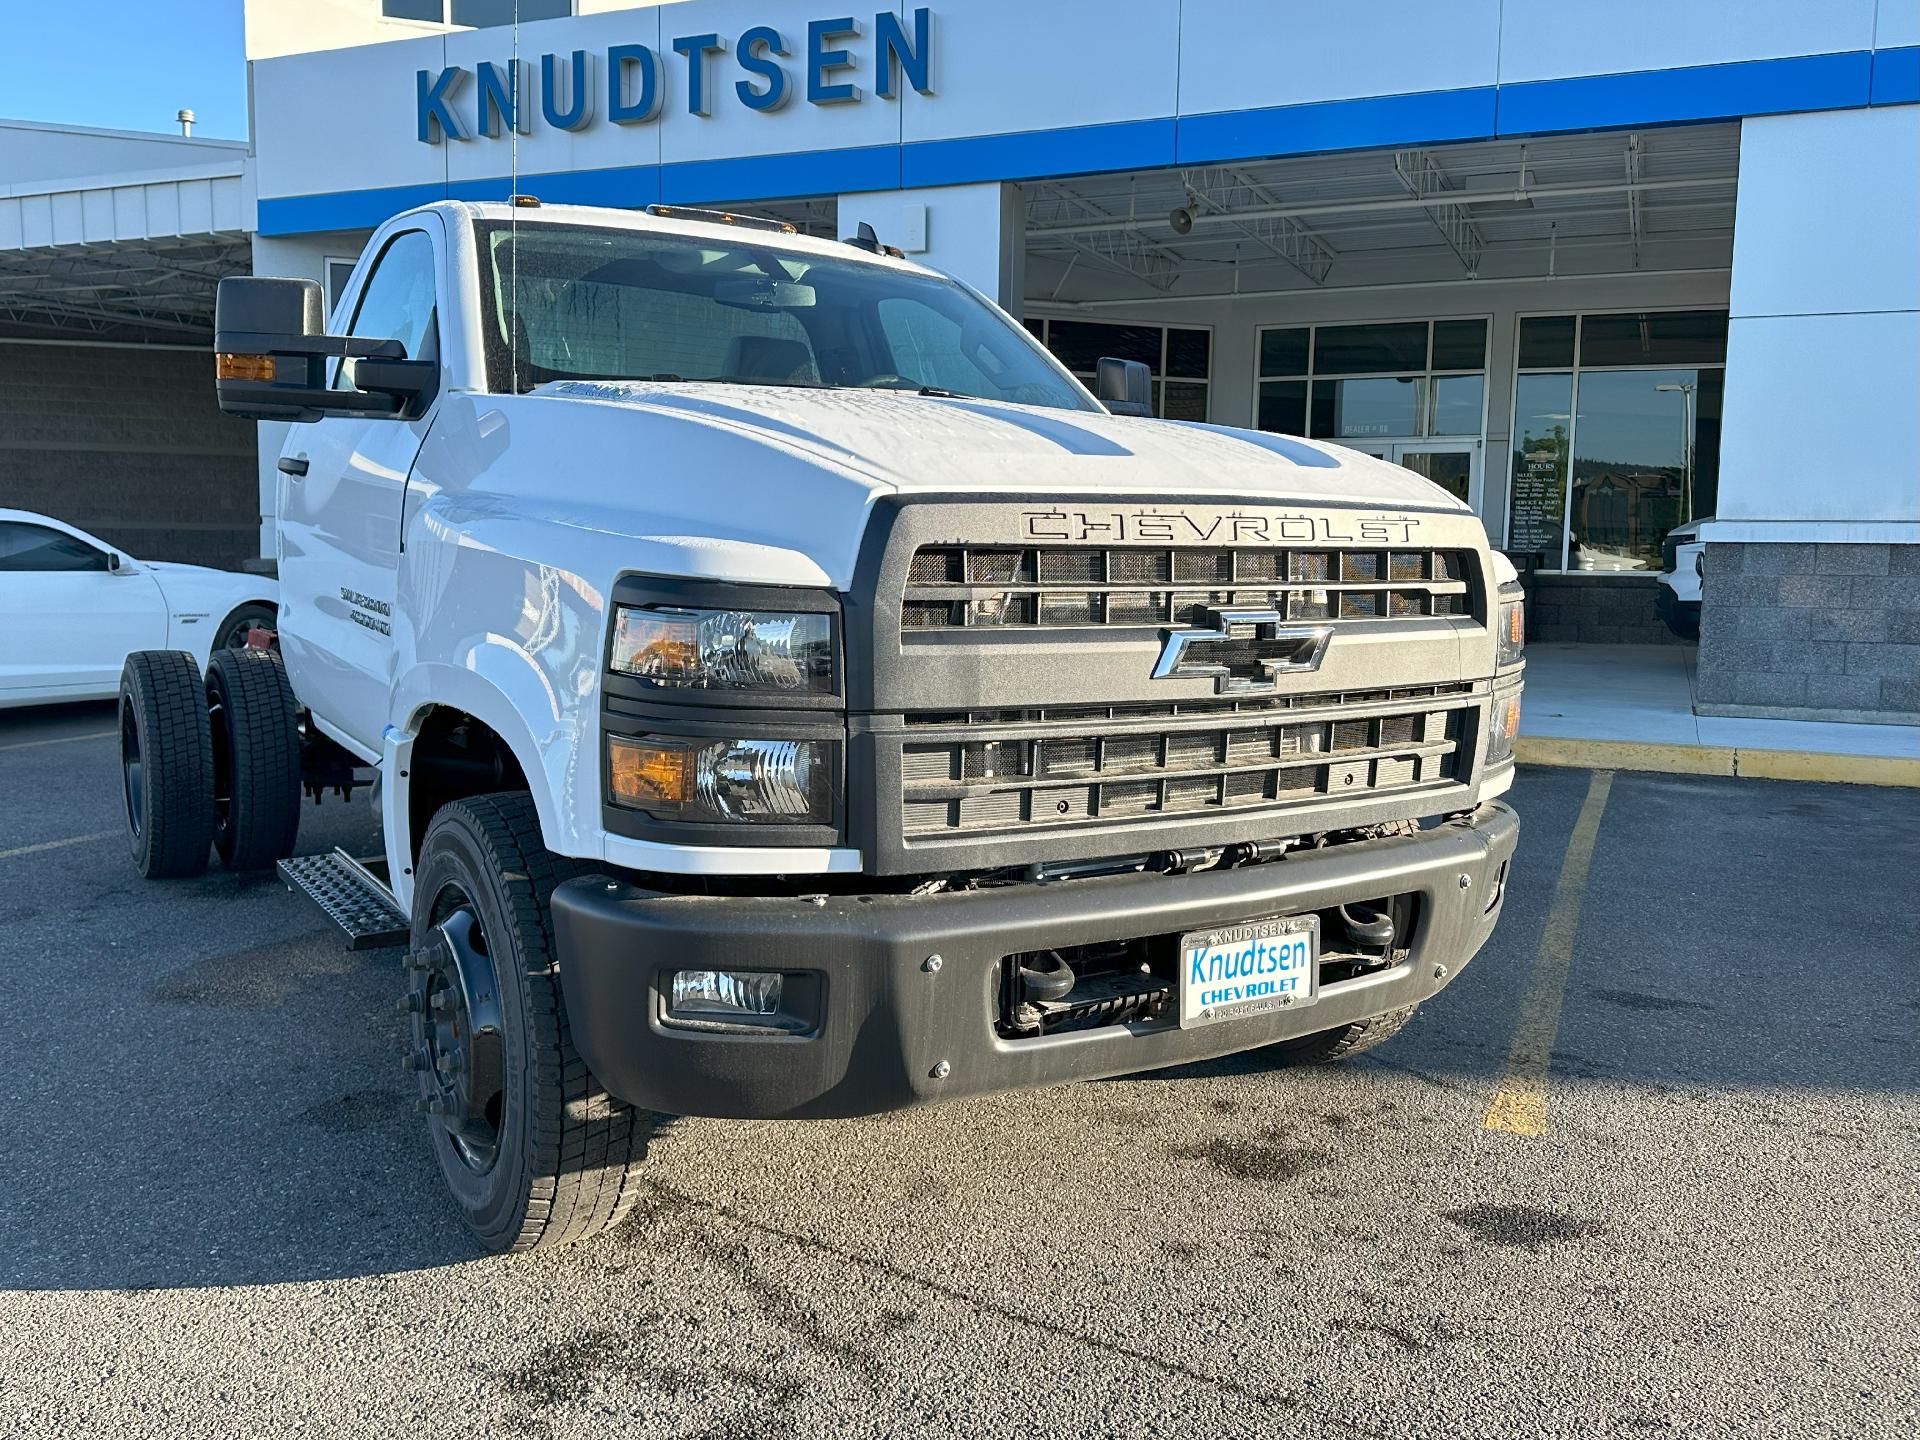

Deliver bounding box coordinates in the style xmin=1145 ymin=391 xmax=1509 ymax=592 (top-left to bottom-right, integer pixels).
xmin=107 ymin=552 xmax=128 ymax=574
xmin=1094 ymin=357 xmax=1153 ymax=417
xmin=214 ymin=276 xmax=431 ymax=423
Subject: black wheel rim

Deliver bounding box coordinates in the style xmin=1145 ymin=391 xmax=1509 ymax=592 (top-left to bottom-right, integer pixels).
xmin=223 ymin=617 xmax=264 ymax=650
xmin=120 ymin=704 xmax=144 ymax=840
xmin=408 ymin=893 xmax=506 ymax=1173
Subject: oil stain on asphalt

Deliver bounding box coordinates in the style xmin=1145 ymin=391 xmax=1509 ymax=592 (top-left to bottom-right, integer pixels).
xmin=1589 ymin=987 xmax=1716 ymax=1013
xmin=1444 ymin=1203 xmax=1602 ymax=1249
xmin=1181 ymin=1129 xmax=1335 ymax=1183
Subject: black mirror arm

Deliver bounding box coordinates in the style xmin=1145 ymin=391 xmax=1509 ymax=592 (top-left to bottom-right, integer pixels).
xmin=215 ymin=332 xmax=404 ymax=361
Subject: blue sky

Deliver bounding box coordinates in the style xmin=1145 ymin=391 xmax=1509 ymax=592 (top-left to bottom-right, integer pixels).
xmin=2 ymin=0 xmax=248 ymax=139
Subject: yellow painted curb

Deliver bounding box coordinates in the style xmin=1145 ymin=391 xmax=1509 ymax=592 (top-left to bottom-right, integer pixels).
xmin=1514 ymin=736 xmax=1920 ymax=788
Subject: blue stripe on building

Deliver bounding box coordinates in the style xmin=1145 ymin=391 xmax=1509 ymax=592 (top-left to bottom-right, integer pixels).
xmin=256 ymin=49 xmax=1912 ymax=237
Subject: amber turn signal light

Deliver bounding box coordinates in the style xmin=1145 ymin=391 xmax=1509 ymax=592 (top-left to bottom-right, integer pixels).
xmin=216 ymin=352 xmax=276 ymax=382
xmin=608 ymin=737 xmax=693 ymax=810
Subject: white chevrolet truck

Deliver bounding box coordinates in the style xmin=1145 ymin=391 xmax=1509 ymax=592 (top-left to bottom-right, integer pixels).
xmin=117 ymin=200 xmax=1523 ymax=1252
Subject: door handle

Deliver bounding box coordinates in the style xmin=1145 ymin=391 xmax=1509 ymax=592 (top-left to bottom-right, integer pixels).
xmin=277 ymin=456 xmax=309 ymax=478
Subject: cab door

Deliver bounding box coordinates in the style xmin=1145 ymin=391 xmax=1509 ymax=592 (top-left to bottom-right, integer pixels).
xmin=276 ymin=226 xmax=442 ymax=755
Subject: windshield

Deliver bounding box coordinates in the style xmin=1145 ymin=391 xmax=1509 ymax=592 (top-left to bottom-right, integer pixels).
xmin=474 ymin=220 xmax=1097 ymax=412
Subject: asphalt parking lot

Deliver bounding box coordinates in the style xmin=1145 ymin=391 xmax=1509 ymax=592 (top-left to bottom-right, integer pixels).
xmin=0 ymin=700 xmax=1914 ymax=1439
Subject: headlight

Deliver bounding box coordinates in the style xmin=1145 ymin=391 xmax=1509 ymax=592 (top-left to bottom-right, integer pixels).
xmin=610 ymin=605 xmax=834 ymax=693
xmin=1496 ymin=591 xmax=1526 ymax=668
xmin=1487 ymin=691 xmax=1522 ymax=766
xmin=608 ymin=735 xmax=835 ymax=824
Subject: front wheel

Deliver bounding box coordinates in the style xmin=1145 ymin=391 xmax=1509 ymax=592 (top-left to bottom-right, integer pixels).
xmin=405 ymin=794 xmax=649 ymax=1252
xmin=1266 ymin=1004 xmax=1420 ymax=1065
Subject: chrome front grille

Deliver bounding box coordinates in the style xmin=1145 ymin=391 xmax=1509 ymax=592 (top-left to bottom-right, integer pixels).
xmin=902 ymin=544 xmax=1475 ymax=631
xmin=900 ymin=690 xmax=1472 ymax=837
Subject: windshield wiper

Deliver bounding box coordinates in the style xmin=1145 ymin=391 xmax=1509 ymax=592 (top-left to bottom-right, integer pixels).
xmin=914 ymin=385 xmax=961 ymax=398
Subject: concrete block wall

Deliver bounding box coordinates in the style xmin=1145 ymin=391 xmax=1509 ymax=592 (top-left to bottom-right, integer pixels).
xmin=1524 ymin=574 xmax=1688 ymax=646
xmin=0 ymin=343 xmax=259 ymax=571
xmin=1695 ymin=543 xmax=1920 ymax=721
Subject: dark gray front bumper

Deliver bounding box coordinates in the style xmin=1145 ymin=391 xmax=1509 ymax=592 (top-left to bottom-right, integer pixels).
xmin=552 ymin=801 xmax=1518 ymax=1119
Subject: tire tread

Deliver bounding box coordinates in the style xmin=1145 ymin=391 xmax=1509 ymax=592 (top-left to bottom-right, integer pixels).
xmin=121 ymin=651 xmax=215 ymax=879
xmin=207 ymin=647 xmax=302 ymax=870
xmin=431 ymin=794 xmax=648 ymax=1252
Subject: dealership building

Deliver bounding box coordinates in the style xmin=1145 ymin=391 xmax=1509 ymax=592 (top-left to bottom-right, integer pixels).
xmin=1 ymin=0 xmax=1915 ymax=720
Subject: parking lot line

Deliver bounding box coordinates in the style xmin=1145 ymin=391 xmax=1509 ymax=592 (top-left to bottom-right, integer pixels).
xmin=0 ymin=729 xmax=116 ymax=753
xmin=1483 ymin=769 xmax=1614 ymax=1138
xmin=0 ymin=830 xmax=120 ymax=862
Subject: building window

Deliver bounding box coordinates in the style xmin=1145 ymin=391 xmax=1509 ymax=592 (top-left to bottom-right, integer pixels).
xmin=1027 ymin=319 xmax=1212 ymax=420
xmin=383 ymin=0 xmax=571 ymax=26
xmin=1506 ymin=310 xmax=1727 ymax=573
xmin=1254 ymin=318 xmax=1488 ymax=445
xmin=324 ymin=257 xmax=358 ymax=321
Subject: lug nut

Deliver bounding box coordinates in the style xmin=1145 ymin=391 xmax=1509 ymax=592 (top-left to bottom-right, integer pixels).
xmin=401 ymin=1049 xmax=431 ymax=1074
xmin=394 ymin=994 xmax=424 ymax=1016
xmin=1433 ymin=964 xmax=1449 ymax=980
xmin=1458 ymin=873 xmax=1472 ymax=890
xmin=930 ymin=1060 xmax=951 ymax=1081
xmin=922 ymin=954 xmax=943 ymax=973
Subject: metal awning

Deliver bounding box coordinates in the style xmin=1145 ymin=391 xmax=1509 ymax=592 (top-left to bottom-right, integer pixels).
xmin=0 ymin=160 xmax=253 ymax=342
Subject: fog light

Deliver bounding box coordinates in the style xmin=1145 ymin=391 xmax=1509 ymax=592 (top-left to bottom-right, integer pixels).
xmin=670 ymin=969 xmax=783 ymax=1018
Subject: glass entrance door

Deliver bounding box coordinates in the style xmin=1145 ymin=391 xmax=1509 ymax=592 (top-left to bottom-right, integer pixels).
xmin=1353 ymin=441 xmax=1479 ymax=508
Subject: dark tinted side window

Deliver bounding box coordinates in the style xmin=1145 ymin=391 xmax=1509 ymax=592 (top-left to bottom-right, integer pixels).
xmin=0 ymin=522 xmax=108 ymax=572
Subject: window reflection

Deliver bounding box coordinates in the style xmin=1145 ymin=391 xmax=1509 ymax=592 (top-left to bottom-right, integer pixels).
xmin=1571 ymin=369 xmax=1709 ymax=571
xmin=1507 ymin=311 xmax=1727 ymax=569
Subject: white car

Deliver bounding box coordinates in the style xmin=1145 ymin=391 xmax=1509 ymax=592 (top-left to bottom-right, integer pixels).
xmin=0 ymin=509 xmax=278 ymax=709
xmin=1656 ymin=518 xmax=1707 ymax=639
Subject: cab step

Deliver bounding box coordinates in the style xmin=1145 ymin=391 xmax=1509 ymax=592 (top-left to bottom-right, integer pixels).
xmin=276 ymin=849 xmax=408 ymax=950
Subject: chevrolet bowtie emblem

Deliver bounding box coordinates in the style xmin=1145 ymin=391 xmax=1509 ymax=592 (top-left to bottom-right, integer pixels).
xmin=1151 ymin=608 xmax=1334 ymax=694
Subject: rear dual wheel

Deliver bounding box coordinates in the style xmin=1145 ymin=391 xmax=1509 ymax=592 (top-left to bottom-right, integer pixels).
xmin=118 ymin=647 xmax=302 ymax=878
xmin=205 ymin=646 xmax=302 ymax=870
xmin=120 ymin=652 xmax=217 ymax=879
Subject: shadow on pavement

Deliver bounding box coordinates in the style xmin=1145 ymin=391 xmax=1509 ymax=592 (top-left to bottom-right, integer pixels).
xmin=1114 ymin=767 xmax=1920 ymax=1097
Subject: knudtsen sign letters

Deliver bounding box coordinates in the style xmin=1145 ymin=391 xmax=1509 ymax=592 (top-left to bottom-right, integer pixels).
xmin=416 ymin=8 xmax=934 ymax=143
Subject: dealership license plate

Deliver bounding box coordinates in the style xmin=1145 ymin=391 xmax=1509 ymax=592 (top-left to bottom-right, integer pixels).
xmin=1178 ymin=916 xmax=1319 ymax=1028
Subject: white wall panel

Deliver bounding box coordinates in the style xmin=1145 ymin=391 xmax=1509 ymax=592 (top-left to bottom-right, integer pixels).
xmin=1876 ymin=0 xmax=1920 ymax=50
xmin=81 ymin=190 xmax=114 ymax=243
xmin=1732 ymin=108 xmax=1920 ymax=318
xmin=147 ymin=186 xmax=180 ymax=238
xmin=900 ymin=0 xmax=1179 ymax=144
xmin=1498 ymin=0 xmax=1877 ymax=84
xmin=1179 ymin=0 xmax=1500 ymax=114
xmin=1719 ymin=312 xmax=1920 ymax=523
xmin=253 ymin=39 xmax=449 ymax=201
xmin=841 ymin=182 xmax=1021 ymax=302
xmin=111 ymin=187 xmax=146 ymax=241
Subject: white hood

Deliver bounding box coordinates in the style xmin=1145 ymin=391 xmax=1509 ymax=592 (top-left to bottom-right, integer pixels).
xmin=538 ymin=381 xmax=1469 ymax=512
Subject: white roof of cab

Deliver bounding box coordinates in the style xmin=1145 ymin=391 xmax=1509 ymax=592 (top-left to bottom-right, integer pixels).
xmin=439 ymin=199 xmax=940 ymax=280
